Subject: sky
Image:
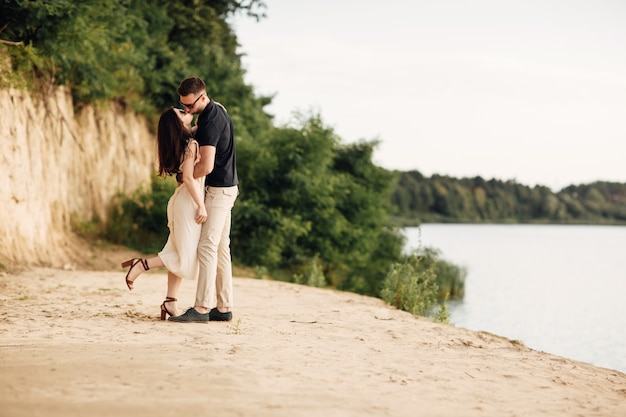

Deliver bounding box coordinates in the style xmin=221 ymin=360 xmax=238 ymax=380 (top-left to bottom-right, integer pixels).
xmin=230 ymin=0 xmax=626 ymax=190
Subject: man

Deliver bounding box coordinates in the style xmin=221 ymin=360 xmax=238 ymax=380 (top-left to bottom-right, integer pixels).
xmin=170 ymin=77 xmax=239 ymax=323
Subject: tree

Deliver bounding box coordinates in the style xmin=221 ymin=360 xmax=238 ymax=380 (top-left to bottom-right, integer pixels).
xmin=234 ymin=114 xmax=404 ymax=296
xmin=0 ymin=0 xmax=269 ymax=123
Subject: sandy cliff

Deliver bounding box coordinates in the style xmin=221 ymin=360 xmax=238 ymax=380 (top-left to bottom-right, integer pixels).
xmin=0 ymin=86 xmax=154 ymax=267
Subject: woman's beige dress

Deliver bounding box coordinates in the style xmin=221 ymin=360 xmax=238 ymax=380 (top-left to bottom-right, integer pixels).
xmin=158 ymin=140 xmax=204 ymax=280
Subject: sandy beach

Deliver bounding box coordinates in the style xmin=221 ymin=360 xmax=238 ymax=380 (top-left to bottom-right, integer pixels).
xmin=1 ymin=258 xmax=625 ymax=417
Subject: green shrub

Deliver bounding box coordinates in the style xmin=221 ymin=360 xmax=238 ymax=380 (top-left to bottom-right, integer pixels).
xmin=254 ymin=266 xmax=269 ymax=280
xmin=293 ymin=256 xmax=326 ymax=288
xmin=104 ymin=175 xmax=176 ymax=253
xmin=70 ymin=213 xmax=103 ymax=240
xmin=418 ymin=247 xmax=466 ymax=300
xmin=381 ymin=251 xmax=450 ymax=323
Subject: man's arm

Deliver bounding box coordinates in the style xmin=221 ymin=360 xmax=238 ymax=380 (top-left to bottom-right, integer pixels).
xmin=194 ymin=145 xmax=216 ymax=179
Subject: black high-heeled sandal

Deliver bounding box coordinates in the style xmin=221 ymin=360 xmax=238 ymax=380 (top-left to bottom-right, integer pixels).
xmin=160 ymin=297 xmax=178 ymax=320
xmin=121 ymin=258 xmax=149 ymax=291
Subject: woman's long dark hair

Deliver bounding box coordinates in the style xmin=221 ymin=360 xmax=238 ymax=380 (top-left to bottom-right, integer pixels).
xmin=157 ymin=107 xmax=193 ymax=177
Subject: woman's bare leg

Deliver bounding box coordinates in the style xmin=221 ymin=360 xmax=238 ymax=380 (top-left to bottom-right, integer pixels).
xmin=164 ymin=271 xmax=183 ymax=316
xmin=125 ymin=256 xmax=165 ymax=285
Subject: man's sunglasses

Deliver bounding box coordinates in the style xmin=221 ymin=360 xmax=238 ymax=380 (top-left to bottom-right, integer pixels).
xmin=180 ymin=94 xmax=203 ymax=109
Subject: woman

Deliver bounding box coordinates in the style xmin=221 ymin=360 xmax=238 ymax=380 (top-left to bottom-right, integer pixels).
xmin=121 ymin=107 xmax=207 ymax=319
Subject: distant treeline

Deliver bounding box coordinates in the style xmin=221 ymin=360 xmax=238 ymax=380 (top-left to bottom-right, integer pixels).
xmin=391 ymin=171 xmax=626 ymax=225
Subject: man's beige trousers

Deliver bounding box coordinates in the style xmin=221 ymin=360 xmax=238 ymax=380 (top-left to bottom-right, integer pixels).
xmin=195 ymin=185 xmax=238 ymax=308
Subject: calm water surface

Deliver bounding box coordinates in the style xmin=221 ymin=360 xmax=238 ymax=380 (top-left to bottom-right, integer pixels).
xmin=403 ymin=224 xmax=626 ymax=374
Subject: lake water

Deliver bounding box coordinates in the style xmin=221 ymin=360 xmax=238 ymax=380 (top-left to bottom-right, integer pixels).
xmin=403 ymin=224 xmax=626 ymax=374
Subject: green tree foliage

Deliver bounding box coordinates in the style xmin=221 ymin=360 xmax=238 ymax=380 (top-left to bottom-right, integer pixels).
xmin=0 ymin=0 xmax=271 ymax=132
xmin=234 ymin=114 xmax=406 ymax=295
xmin=3 ymin=0 xmax=152 ymax=101
xmin=391 ymin=172 xmax=626 ymax=225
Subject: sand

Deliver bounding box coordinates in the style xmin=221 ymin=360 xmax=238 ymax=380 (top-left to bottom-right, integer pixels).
xmin=1 ymin=261 xmax=625 ymax=417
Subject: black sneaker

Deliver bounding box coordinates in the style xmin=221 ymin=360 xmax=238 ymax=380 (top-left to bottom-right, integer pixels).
xmin=168 ymin=307 xmax=210 ymax=323
xmin=209 ymin=308 xmax=232 ymax=321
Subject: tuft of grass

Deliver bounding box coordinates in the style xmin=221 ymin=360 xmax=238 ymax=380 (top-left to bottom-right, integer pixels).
xmin=229 ymin=318 xmax=242 ymax=335
xmin=510 ymin=339 xmax=526 ymax=347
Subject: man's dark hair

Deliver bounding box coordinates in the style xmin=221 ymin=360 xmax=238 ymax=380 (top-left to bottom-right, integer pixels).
xmin=178 ymin=77 xmax=206 ymax=96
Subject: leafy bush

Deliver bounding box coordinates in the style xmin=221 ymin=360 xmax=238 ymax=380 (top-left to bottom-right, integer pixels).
xmin=293 ymin=256 xmax=326 ymax=288
xmin=417 ymin=247 xmax=466 ymax=300
xmin=381 ymin=251 xmax=451 ymax=323
xmin=104 ymin=176 xmax=176 ymax=254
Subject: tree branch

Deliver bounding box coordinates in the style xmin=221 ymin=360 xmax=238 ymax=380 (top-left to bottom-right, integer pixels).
xmin=0 ymin=39 xmax=23 ymax=46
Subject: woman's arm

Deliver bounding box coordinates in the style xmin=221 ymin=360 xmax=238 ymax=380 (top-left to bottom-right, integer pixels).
xmin=180 ymin=142 xmax=207 ymax=224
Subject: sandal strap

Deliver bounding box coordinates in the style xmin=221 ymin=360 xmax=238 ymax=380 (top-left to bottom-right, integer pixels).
xmin=141 ymin=258 xmax=150 ymax=271
xmin=161 ymin=297 xmax=177 ymax=317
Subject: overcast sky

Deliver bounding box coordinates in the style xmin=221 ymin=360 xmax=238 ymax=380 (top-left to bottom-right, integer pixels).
xmin=231 ymin=0 xmax=626 ymax=190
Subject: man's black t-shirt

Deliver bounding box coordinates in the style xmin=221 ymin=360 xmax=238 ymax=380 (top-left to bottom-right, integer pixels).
xmin=195 ymin=100 xmax=239 ymax=187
